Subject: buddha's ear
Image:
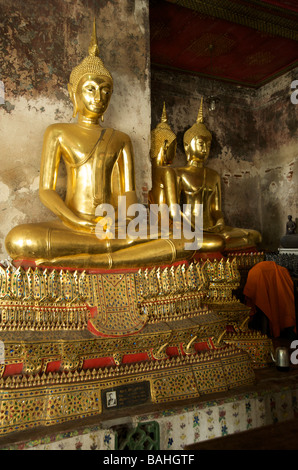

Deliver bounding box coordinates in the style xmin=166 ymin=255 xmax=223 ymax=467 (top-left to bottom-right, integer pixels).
xmin=67 ymin=83 xmax=78 ymax=118
xmin=184 ymin=142 xmax=190 ymax=160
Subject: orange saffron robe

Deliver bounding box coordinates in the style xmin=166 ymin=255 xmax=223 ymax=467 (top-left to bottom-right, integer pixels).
xmin=243 ymin=261 xmax=296 ymax=338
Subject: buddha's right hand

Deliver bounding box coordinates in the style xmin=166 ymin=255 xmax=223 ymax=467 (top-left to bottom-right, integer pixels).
xmin=40 ymin=189 xmax=97 ymax=233
xmin=62 ymin=217 xmax=97 ymax=234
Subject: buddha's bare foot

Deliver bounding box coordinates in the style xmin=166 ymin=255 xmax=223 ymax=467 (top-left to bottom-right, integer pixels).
xmin=35 ymin=253 xmax=112 ymax=269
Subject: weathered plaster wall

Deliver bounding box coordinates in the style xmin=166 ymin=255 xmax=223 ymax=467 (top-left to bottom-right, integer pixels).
xmin=151 ymin=66 xmax=298 ymax=251
xmin=0 ymin=0 xmax=151 ymax=259
xmin=254 ymin=69 xmax=298 ymax=249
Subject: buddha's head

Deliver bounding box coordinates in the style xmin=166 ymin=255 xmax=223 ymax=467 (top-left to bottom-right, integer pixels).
xmin=68 ymin=19 xmax=113 ymax=120
xmin=184 ymin=98 xmax=212 ymax=164
xmin=150 ymin=102 xmax=177 ymax=165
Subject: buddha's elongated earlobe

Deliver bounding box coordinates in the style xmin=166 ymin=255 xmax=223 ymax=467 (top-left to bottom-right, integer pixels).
xmin=72 ymin=96 xmax=79 ymax=118
xmin=101 ymin=114 xmax=104 ymax=122
xmin=184 ymin=143 xmax=190 ymax=161
xmin=67 ymin=83 xmax=78 ymax=117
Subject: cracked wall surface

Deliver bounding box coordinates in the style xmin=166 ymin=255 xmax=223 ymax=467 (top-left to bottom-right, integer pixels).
xmin=0 ymin=0 xmax=151 ymax=259
xmin=151 ymin=66 xmax=298 ymax=251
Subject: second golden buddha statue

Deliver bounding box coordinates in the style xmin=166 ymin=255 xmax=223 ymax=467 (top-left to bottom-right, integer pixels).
xmin=149 ymin=103 xmax=225 ymax=252
xmin=175 ymin=98 xmax=262 ymax=251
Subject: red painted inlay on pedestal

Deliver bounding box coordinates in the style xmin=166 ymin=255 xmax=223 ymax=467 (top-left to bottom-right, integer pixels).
xmin=83 ymin=357 xmax=115 ymax=369
xmin=3 ymin=363 xmax=23 ymax=378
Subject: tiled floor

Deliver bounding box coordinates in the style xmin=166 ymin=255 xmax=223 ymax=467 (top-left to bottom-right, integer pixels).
xmin=185 ymin=418 xmax=298 ymax=449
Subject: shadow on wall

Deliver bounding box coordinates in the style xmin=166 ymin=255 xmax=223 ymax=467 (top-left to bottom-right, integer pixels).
xmin=260 ymin=200 xmax=283 ymax=251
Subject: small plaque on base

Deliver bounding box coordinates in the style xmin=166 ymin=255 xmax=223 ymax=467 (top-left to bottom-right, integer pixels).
xmin=102 ymin=381 xmax=151 ymax=410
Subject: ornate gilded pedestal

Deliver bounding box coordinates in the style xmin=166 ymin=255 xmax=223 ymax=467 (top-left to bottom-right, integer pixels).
xmin=0 ymin=258 xmax=260 ymax=436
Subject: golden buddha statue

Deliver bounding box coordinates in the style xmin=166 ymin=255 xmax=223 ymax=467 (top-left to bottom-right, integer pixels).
xmin=175 ymin=99 xmax=262 ymax=251
xmin=149 ymin=102 xmax=178 ymax=215
xmin=149 ymin=103 xmax=225 ymax=252
xmin=5 ymin=21 xmax=201 ymax=269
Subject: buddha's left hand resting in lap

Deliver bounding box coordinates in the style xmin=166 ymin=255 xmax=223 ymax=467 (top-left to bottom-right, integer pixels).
xmin=5 ymin=21 xmax=200 ymax=269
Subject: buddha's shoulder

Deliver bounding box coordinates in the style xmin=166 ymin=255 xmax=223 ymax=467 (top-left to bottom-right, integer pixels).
xmin=175 ymin=166 xmax=187 ymax=176
xmin=43 ymin=123 xmax=73 ymax=138
xmin=109 ymin=128 xmax=131 ymax=141
xmin=43 ymin=124 xmax=131 ymax=140
xmin=155 ymin=165 xmax=176 ymax=177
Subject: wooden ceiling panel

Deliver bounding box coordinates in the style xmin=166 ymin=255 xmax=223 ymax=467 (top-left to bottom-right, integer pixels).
xmin=150 ymin=0 xmax=298 ymax=87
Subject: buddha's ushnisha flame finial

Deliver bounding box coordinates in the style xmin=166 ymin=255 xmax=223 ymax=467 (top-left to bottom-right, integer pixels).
xmin=161 ymin=101 xmax=168 ymax=123
xmin=197 ymin=97 xmax=204 ymax=124
xmin=69 ymin=18 xmax=113 ymax=93
xmin=183 ymin=96 xmax=212 ymax=146
xmin=88 ymin=18 xmax=100 ymax=57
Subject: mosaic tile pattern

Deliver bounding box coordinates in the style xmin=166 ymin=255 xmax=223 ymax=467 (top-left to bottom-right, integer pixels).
xmin=2 ymin=426 xmax=115 ymax=450
xmin=135 ymin=384 xmax=298 ymax=450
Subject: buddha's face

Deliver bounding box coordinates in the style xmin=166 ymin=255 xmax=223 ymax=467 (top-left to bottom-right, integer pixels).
xmin=71 ymin=74 xmax=113 ymax=119
xmin=184 ymin=136 xmax=211 ymax=163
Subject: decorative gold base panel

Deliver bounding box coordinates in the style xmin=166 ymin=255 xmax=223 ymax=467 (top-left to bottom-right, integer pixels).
xmin=0 ymin=346 xmax=254 ymax=436
xmin=224 ymin=332 xmax=274 ymax=368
